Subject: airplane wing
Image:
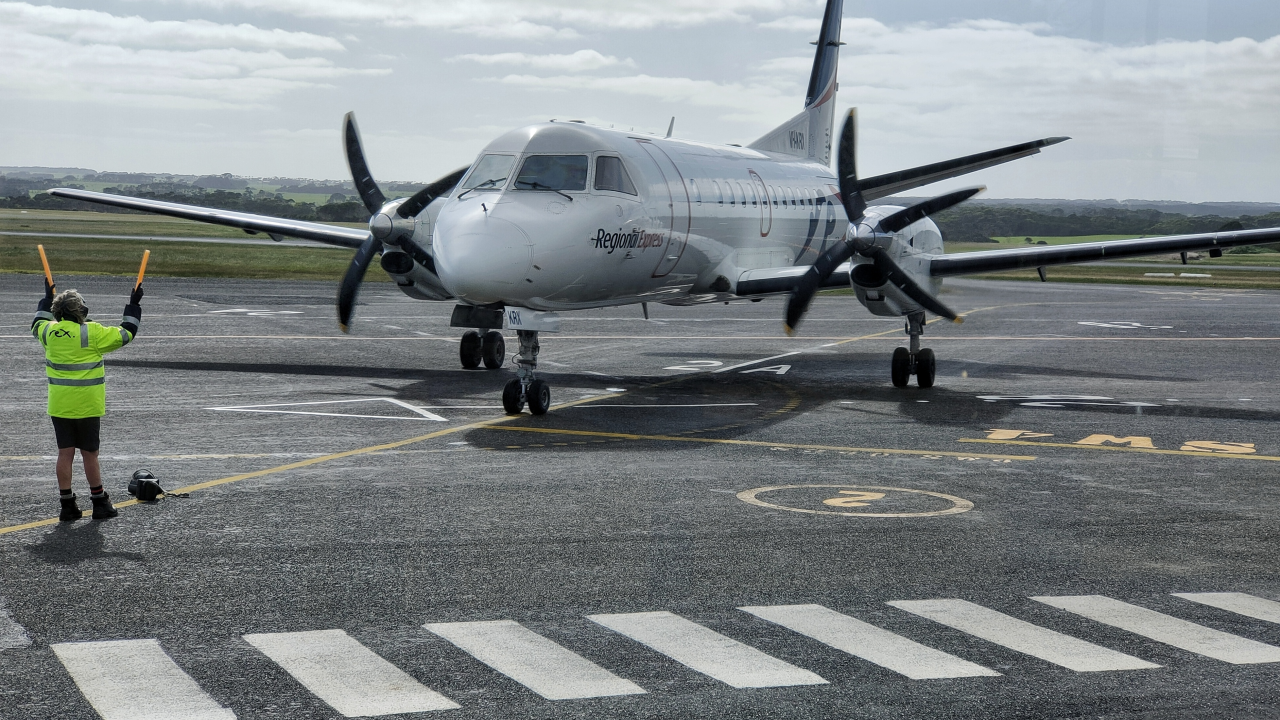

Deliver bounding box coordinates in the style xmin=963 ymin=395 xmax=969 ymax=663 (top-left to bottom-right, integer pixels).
xmin=930 ymin=226 xmax=1280 ymax=277
xmin=48 ymin=188 xmax=369 ymax=249
xmin=736 ymin=261 xmax=854 ymax=296
xmin=859 ymin=137 xmax=1069 ymax=203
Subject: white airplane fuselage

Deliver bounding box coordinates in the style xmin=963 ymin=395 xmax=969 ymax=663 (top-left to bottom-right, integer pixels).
xmin=427 ymin=121 xmax=943 ymax=312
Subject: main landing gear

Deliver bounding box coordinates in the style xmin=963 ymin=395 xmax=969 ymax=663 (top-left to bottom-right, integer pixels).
xmin=459 ymin=330 xmax=506 ymax=370
xmin=503 ymin=330 xmax=550 ymax=415
xmin=891 ymin=312 xmax=936 ymax=389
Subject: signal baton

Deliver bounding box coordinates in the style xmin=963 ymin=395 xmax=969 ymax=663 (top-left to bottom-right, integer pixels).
xmin=37 ymin=244 xmax=54 ymax=291
xmin=135 ymin=249 xmax=150 ymax=290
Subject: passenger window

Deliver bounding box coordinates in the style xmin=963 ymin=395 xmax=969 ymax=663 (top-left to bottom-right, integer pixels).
xmin=593 ymin=156 xmax=637 ymax=195
xmin=712 ymin=181 xmax=723 ymax=204
xmin=726 ymin=181 xmax=735 ymax=205
xmin=459 ymin=154 xmax=516 ymax=192
xmin=736 ymin=181 xmax=746 ymax=208
xmin=689 ymin=178 xmax=701 ymax=204
xmin=771 ymin=187 xmax=779 ymax=207
xmin=515 ymin=155 xmax=588 ymax=192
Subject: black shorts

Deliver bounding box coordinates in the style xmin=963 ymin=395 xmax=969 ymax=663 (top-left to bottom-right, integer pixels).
xmin=51 ymin=416 xmax=101 ymax=452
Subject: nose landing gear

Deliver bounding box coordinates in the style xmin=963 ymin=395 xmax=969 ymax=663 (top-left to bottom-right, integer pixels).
xmin=891 ymin=312 xmax=936 ymax=389
xmin=503 ymin=330 xmax=550 ymax=415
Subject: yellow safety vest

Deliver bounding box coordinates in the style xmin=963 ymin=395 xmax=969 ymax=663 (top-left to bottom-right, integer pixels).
xmin=32 ymin=316 xmax=133 ymax=419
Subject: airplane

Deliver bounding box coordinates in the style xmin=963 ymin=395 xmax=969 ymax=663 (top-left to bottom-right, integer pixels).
xmin=52 ymin=0 xmax=1280 ymax=416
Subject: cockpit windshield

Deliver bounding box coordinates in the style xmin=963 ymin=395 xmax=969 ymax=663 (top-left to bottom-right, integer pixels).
xmin=459 ymin=154 xmax=516 ymax=192
xmin=513 ymin=155 xmax=589 ymax=192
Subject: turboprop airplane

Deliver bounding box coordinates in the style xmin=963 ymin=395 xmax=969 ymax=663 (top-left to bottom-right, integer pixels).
xmin=52 ymin=0 xmax=1280 ymax=415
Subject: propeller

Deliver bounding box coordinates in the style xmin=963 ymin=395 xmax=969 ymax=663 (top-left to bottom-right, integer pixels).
xmin=783 ymin=109 xmax=981 ymax=334
xmin=336 ymin=111 xmax=469 ymax=331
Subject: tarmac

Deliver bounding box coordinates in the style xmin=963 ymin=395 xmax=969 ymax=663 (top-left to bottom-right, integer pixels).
xmin=0 ymin=275 xmax=1278 ymax=719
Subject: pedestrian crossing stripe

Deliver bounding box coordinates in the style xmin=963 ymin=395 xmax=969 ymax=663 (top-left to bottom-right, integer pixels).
xmin=50 ymin=593 xmax=1280 ymax=717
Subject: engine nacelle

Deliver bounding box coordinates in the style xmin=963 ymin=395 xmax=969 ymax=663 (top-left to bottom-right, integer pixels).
xmin=380 ymin=250 xmax=452 ymax=301
xmin=850 ymin=262 xmax=913 ymax=317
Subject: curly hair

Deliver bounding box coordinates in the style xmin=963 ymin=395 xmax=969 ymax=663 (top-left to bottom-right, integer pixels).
xmin=51 ymin=289 xmax=88 ymax=323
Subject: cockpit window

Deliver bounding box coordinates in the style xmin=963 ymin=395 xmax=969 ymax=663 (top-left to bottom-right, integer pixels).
xmin=514 ymin=155 xmax=589 ymax=192
xmin=594 ymin=156 xmax=637 ymax=195
xmin=459 ymin=154 xmax=515 ymax=192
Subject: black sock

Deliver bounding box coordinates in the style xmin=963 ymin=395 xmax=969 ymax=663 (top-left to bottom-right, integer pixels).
xmin=60 ymin=489 xmax=74 ymax=500
xmin=89 ymin=485 xmax=104 ymax=498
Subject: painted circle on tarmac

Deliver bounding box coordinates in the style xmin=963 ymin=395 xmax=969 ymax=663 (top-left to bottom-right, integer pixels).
xmin=736 ymin=484 xmax=974 ymax=518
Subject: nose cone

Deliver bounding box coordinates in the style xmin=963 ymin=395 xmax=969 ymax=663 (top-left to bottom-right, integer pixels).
xmin=434 ymin=201 xmax=533 ymax=305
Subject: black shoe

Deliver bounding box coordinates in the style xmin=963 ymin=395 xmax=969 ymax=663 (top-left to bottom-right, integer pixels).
xmin=90 ymin=492 xmax=118 ymax=520
xmin=59 ymin=495 xmax=83 ymax=522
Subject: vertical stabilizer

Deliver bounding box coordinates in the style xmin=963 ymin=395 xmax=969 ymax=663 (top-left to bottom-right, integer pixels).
xmin=748 ymin=0 xmax=843 ymax=164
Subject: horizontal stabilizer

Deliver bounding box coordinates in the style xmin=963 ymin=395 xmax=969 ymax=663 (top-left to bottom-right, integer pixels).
xmin=48 ymin=188 xmax=369 ymax=248
xmin=860 ymin=137 xmax=1068 ymax=203
xmin=931 ymin=226 xmax=1280 ymax=277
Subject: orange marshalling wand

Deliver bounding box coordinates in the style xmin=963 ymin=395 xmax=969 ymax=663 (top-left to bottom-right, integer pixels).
xmin=135 ymin=249 xmax=150 ymax=290
xmin=37 ymin=244 xmax=54 ymax=290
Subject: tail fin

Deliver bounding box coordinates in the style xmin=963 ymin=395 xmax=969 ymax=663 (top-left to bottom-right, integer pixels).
xmin=748 ymin=0 xmax=843 ymax=165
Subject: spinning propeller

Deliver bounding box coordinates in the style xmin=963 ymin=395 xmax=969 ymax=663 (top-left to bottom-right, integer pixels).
xmin=337 ymin=112 xmax=469 ymax=331
xmin=783 ymin=109 xmax=982 ymax=335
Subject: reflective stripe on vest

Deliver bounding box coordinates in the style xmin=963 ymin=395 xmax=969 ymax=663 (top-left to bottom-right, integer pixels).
xmin=80 ymin=323 xmax=89 ymax=348
xmin=119 ymin=328 xmax=131 ymax=345
xmin=47 ymin=360 xmax=104 ymax=371
xmin=48 ymin=377 xmax=106 ymax=387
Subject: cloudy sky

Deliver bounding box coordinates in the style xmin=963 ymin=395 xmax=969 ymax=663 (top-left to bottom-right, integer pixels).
xmin=2 ymin=0 xmax=1278 ymax=202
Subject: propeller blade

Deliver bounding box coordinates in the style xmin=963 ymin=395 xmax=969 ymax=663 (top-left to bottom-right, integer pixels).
xmin=343 ymin=112 xmax=386 ymax=215
xmin=784 ymin=238 xmax=856 ymax=335
xmin=865 ymin=247 xmax=961 ymax=322
xmin=784 ymin=108 xmax=867 ymax=335
xmin=337 ymin=234 xmax=378 ymax=332
xmin=877 ymin=186 xmax=985 ymax=235
xmin=836 ymin=108 xmax=866 ymax=222
xmin=396 ymin=165 xmax=470 ymax=219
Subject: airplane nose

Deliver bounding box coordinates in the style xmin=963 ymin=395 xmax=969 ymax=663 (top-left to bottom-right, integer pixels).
xmin=434 ymin=205 xmax=533 ymax=304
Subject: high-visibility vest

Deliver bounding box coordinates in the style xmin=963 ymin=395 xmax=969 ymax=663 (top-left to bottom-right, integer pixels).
xmin=32 ymin=314 xmax=133 ymax=419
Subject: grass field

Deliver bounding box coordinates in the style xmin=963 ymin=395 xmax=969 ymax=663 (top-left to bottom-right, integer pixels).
xmin=0 ymin=209 xmax=378 ymax=282
xmin=2 ymin=210 xmax=1278 ymax=289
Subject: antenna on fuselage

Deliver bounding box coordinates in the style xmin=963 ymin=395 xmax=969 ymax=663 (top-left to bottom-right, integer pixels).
xmin=665 ymin=117 xmax=675 ymax=138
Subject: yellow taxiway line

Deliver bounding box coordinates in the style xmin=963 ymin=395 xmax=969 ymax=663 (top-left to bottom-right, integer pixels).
xmin=482 ymin=426 xmax=1035 ymax=461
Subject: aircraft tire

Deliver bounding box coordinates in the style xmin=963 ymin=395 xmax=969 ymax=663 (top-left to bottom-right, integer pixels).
xmin=481 ymin=331 xmax=506 ymax=369
xmin=502 ymin=378 xmax=525 ymax=414
xmin=891 ymin=347 xmax=910 ymax=388
xmin=916 ymin=348 xmax=936 ymax=388
xmin=527 ymin=379 xmax=551 ymax=416
xmin=460 ymin=330 xmax=483 ymax=369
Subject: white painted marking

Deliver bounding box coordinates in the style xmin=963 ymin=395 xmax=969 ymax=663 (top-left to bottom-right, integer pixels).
xmin=244 ymin=629 xmax=459 ymax=716
xmin=588 ymin=611 xmax=827 ymax=688
xmin=739 ymin=604 xmax=999 ymax=680
xmin=741 ymin=364 xmax=791 ymax=375
xmin=52 ymin=639 xmax=235 ymax=720
xmin=207 ymin=397 xmax=449 ymax=422
xmin=381 ymin=398 xmax=448 ymax=421
xmin=714 ymin=351 xmax=802 ymax=374
xmin=423 ymin=620 xmax=644 ymax=700
xmin=664 ymin=360 xmax=723 ymax=371
xmin=1174 ymin=592 xmax=1280 ymax=625
xmin=887 ymin=599 xmax=1159 ymax=672
xmin=1034 ymin=595 xmax=1280 ymax=664
xmin=0 ymin=600 xmax=31 ymax=650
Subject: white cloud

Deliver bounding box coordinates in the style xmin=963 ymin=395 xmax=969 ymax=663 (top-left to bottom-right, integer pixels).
xmin=0 ymin=3 xmax=382 ymax=109
xmin=498 ymin=74 xmax=790 ymax=117
xmin=451 ymin=50 xmax=634 ymax=72
xmin=163 ymin=0 xmax=812 ymax=37
xmin=0 ymin=2 xmax=343 ymax=50
xmin=758 ymin=15 xmax=820 ymax=32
